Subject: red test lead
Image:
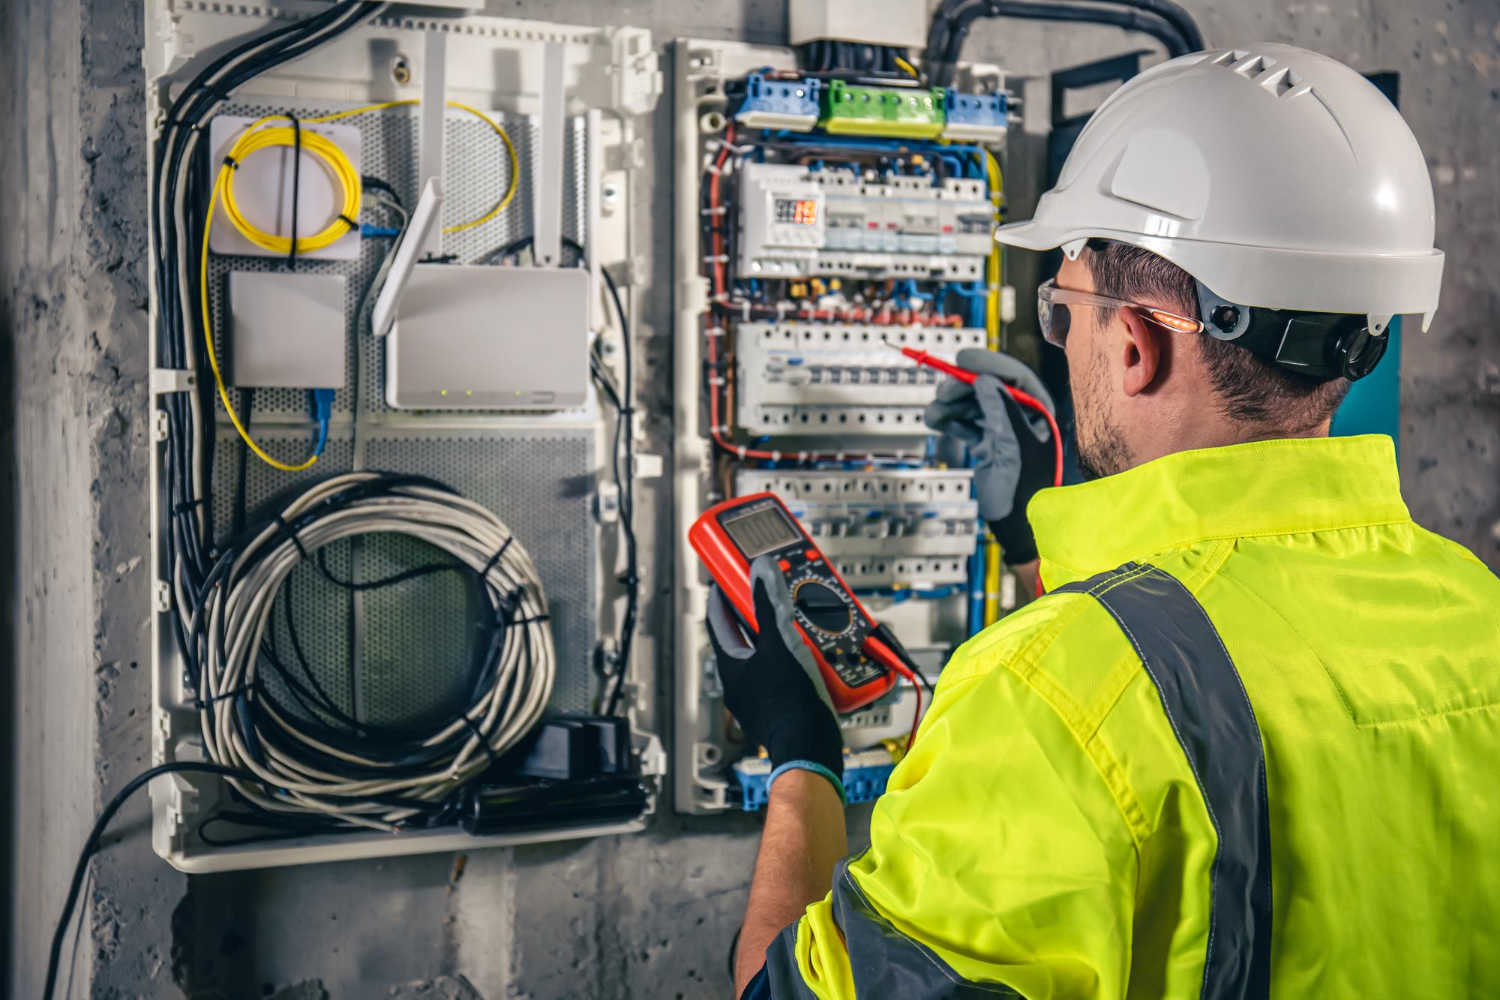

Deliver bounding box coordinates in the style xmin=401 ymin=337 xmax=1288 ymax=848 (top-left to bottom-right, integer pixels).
xmin=888 ymin=342 xmax=1065 ymax=489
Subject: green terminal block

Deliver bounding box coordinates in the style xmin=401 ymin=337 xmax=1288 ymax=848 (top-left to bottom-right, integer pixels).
xmin=820 ymin=80 xmax=947 ymax=139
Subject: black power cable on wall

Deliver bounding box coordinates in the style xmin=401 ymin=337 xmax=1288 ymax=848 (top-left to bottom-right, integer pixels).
xmin=924 ymin=0 xmax=1205 ymax=88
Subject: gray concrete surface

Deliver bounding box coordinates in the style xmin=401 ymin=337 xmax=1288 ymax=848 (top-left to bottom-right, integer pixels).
xmin=3 ymin=0 xmax=1496 ymax=997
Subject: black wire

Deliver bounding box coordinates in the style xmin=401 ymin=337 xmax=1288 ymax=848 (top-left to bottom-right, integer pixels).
xmin=595 ymin=262 xmax=638 ymax=718
xmin=45 ymin=762 xmax=261 ymax=1000
xmin=232 ymin=387 xmax=253 ymax=537
xmin=925 ymin=0 xmax=1194 ymax=87
xmin=359 ymin=174 xmax=404 ymax=207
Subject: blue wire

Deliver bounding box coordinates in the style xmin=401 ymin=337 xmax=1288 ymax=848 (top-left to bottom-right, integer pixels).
xmin=768 ymin=132 xmax=985 ymax=160
xmin=308 ymin=387 xmax=335 ymax=459
xmin=937 ymin=153 xmax=965 ymax=179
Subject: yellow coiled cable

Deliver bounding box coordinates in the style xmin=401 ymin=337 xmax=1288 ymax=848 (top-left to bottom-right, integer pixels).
xmin=221 ymin=123 xmax=364 ymax=255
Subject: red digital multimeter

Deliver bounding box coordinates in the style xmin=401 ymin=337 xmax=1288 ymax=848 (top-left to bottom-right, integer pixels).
xmin=689 ymin=492 xmax=906 ymax=714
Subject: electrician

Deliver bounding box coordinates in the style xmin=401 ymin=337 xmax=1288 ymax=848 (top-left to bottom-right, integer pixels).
xmin=711 ymin=43 xmax=1500 ymax=999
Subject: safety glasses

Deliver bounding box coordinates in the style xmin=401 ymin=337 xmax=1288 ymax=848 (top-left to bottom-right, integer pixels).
xmin=1036 ymin=278 xmax=1204 ymax=348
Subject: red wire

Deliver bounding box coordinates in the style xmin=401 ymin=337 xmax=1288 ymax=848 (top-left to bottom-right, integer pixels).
xmin=703 ymin=125 xmax=939 ymax=466
xmin=890 ymin=661 xmax=922 ymax=750
xmin=1003 ymin=386 xmax=1064 ymax=489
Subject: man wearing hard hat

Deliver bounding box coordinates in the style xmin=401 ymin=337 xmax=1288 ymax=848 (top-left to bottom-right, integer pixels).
xmin=713 ymin=44 xmax=1500 ymax=999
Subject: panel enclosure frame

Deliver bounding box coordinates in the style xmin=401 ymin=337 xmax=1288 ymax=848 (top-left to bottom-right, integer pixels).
xmin=144 ymin=1 xmax=663 ymax=871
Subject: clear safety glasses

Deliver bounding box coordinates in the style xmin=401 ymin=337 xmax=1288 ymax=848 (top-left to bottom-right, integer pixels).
xmin=1036 ymin=278 xmax=1204 ymax=348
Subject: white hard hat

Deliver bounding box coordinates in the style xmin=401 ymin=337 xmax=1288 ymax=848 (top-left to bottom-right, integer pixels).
xmin=997 ymin=43 xmax=1444 ymax=333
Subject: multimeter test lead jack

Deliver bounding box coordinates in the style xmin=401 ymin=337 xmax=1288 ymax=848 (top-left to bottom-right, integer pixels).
xmin=884 ymin=339 xmax=1065 ymax=488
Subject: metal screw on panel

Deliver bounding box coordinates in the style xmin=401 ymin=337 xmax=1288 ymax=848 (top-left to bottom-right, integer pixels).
xmin=392 ymin=55 xmax=412 ymax=85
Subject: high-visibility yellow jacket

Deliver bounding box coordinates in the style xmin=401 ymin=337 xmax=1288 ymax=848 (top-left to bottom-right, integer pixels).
xmin=764 ymin=435 xmax=1500 ymax=999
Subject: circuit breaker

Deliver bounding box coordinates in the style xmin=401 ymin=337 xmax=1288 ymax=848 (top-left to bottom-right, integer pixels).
xmin=737 ymin=162 xmax=990 ymax=280
xmin=735 ymin=323 xmax=986 ymax=434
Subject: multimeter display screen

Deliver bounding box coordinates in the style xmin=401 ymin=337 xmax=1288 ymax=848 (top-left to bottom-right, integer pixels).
xmin=721 ymin=504 xmax=801 ymax=559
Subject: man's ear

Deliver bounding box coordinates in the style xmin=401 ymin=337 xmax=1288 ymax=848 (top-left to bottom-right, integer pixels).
xmin=1117 ymin=306 xmax=1168 ymax=397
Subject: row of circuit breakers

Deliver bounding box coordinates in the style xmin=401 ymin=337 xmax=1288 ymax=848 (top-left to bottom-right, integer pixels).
xmin=740 ymin=163 xmax=993 ymax=279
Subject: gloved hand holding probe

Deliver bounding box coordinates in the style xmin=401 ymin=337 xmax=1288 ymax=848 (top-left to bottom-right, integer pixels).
xmin=923 ymin=348 xmax=1057 ymax=566
xmin=706 ymin=556 xmax=845 ymax=798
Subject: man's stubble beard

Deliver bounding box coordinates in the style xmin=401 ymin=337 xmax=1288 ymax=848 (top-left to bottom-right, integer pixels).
xmin=1072 ymin=343 xmax=1133 ymax=481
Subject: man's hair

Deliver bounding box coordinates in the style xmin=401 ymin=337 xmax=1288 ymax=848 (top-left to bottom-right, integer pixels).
xmin=1083 ymin=240 xmax=1350 ymax=431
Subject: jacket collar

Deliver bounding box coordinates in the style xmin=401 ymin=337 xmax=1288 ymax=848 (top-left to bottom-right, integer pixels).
xmin=1030 ymin=434 xmax=1411 ymax=586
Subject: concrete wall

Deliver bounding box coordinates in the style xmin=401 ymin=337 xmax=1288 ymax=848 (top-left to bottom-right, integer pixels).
xmin=3 ymin=0 xmax=1495 ymax=997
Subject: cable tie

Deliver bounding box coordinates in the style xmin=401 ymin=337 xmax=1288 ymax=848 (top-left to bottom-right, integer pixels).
xmin=496 ymin=586 xmax=530 ymax=623
xmin=195 ymin=679 xmax=259 ymax=710
xmin=459 ymin=714 xmax=501 ymax=764
xmin=286 ymin=113 xmax=302 ymax=268
xmin=272 ymin=513 xmax=310 ymax=561
xmin=222 ymin=155 xmax=240 ymax=169
xmin=741 ymin=300 xmax=751 ymax=322
xmin=509 ymin=613 xmax=551 ymax=626
xmin=704 ymin=163 xmax=725 ymax=177
xmin=338 ymin=214 xmax=358 ymax=230
xmin=172 ymin=498 xmax=207 ymax=515
xmin=700 ymin=205 xmax=727 ymax=216
xmin=479 ymin=536 xmax=515 ymax=579
xmin=769 ymin=450 xmax=782 ymax=462
xmin=735 ymin=445 xmax=748 ymax=459
xmin=704 ymin=325 xmax=725 ymax=337
xmin=701 ymin=254 xmax=729 ymax=264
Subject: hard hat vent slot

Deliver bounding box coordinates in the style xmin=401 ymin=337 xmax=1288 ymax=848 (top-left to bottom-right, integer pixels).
xmin=1232 ymin=55 xmax=1276 ymax=78
xmin=1259 ymin=67 xmax=1305 ymax=97
xmin=1210 ymin=49 xmax=1251 ymax=67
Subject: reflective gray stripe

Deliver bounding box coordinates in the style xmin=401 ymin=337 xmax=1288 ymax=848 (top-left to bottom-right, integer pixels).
xmin=762 ymin=857 xmax=1020 ymax=999
xmin=1054 ymin=563 xmax=1272 ymax=1000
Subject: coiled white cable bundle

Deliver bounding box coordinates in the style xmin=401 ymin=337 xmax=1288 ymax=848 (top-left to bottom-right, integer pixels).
xmin=194 ymin=473 xmax=554 ymax=831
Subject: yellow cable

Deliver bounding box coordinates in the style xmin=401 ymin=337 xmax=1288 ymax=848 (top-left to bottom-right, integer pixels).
xmin=894 ymin=55 xmax=919 ymax=79
xmin=983 ymin=151 xmax=1005 ymax=623
xmin=222 ymin=122 xmax=363 ymax=255
xmin=202 ymin=156 xmax=321 ymax=472
xmin=300 ymin=99 xmax=519 ymax=234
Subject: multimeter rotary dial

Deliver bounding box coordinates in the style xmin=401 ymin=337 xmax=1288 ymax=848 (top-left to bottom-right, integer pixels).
xmin=792 ymin=577 xmax=855 ymax=636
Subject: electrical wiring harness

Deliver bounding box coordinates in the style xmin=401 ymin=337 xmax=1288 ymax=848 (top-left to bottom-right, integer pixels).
xmin=193 ymin=473 xmax=556 ymax=831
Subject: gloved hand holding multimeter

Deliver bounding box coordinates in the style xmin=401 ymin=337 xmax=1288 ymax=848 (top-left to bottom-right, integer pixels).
xmin=691 ymin=493 xmax=923 ymax=785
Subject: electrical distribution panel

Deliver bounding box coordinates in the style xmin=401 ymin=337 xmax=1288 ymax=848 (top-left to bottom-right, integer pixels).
xmin=674 ymin=38 xmax=1017 ymax=815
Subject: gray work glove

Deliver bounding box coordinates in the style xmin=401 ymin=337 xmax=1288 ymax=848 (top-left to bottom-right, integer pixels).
xmin=706 ymin=556 xmax=842 ymax=779
xmin=923 ymin=348 xmax=1056 ymax=566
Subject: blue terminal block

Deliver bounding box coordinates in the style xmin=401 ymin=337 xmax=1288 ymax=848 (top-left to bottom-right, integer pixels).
xmin=733 ymin=748 xmax=898 ymax=811
xmin=735 ymin=71 xmax=822 ymax=132
xmin=942 ymin=89 xmax=1008 ymax=143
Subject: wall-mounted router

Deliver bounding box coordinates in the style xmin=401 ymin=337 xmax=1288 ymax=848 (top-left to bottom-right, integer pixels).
xmin=371 ymin=180 xmax=590 ymax=411
xmin=370 ymin=39 xmax=590 ymax=411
